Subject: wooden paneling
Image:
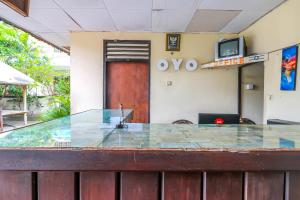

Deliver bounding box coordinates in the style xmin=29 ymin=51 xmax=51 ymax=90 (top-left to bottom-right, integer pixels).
xmin=0 ymin=172 xmax=32 ymax=200
xmin=0 ymin=150 xmax=298 ymax=171
xmin=287 ymin=171 xmax=300 ymax=200
xmin=3 ymin=150 xmax=300 ymax=171
xmin=80 ymin=172 xmax=116 ymax=200
xmin=121 ymin=172 xmax=159 ymax=200
xmin=245 ymin=172 xmax=284 ymax=200
xmin=0 ymin=0 xmax=29 ymax=16
xmin=38 ymin=171 xmax=75 ymax=200
xmin=164 ymin=172 xmax=201 ymax=200
xmin=0 ymin=110 xmax=3 ymax=132
xmin=205 ymin=172 xmax=243 ymax=200
xmin=0 ymin=170 xmax=296 ymax=200
xmin=107 ymin=62 xmax=149 ymax=123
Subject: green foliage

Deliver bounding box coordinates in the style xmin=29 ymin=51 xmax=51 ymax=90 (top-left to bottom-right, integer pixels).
xmin=0 ymin=21 xmax=70 ymax=120
xmin=41 ymin=77 xmax=70 ymax=121
xmin=0 ymin=22 xmax=61 ymax=95
xmin=0 ymin=22 xmax=61 ymax=84
xmin=55 ymin=77 xmax=70 ymax=95
xmin=3 ymin=86 xmax=23 ymax=109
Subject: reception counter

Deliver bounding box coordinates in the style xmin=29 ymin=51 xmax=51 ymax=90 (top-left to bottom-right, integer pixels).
xmin=0 ymin=109 xmax=300 ymax=200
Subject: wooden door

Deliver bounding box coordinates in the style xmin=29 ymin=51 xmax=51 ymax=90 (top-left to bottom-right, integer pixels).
xmin=106 ymin=62 xmax=149 ymax=123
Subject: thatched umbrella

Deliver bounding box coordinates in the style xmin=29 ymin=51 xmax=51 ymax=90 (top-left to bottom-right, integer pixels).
xmin=0 ymin=61 xmax=34 ymax=131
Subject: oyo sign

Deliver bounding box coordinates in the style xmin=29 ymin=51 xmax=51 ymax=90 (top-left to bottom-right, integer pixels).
xmin=157 ymin=58 xmax=199 ymax=72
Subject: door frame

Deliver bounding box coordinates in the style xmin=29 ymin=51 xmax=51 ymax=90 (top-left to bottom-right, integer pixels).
xmin=238 ymin=63 xmax=264 ymax=116
xmin=238 ymin=65 xmax=248 ymax=115
xmin=103 ymin=40 xmax=151 ymax=123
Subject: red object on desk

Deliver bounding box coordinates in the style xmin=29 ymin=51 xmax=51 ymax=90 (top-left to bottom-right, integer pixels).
xmin=214 ymin=118 xmax=225 ymax=124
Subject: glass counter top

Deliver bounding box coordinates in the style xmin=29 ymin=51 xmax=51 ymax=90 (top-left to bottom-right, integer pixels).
xmin=0 ymin=109 xmax=133 ymax=147
xmin=102 ymin=124 xmax=300 ymax=150
xmin=1 ymin=110 xmax=300 ymax=150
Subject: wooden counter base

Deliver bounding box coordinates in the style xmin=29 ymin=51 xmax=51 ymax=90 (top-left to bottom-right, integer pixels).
xmin=0 ymin=149 xmax=300 ymax=199
xmin=0 ymin=171 xmax=297 ymax=200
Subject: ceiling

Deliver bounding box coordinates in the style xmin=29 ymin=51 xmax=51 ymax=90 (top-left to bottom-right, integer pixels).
xmin=0 ymin=0 xmax=286 ymax=52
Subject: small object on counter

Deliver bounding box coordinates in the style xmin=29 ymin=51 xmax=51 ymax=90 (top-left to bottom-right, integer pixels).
xmin=116 ymin=103 xmax=128 ymax=129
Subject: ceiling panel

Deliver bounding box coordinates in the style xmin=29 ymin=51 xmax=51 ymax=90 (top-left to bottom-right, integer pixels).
xmin=104 ymin=0 xmax=152 ymax=10
xmin=57 ymin=32 xmax=70 ymax=44
xmin=110 ymin=10 xmax=151 ymax=31
xmin=55 ymin=0 xmax=106 ymax=9
xmin=35 ymin=32 xmax=70 ymax=46
xmin=152 ymin=9 xmax=196 ymax=32
xmin=186 ymin=10 xmax=241 ymax=32
xmin=30 ymin=0 xmax=59 ymax=9
xmin=0 ymin=3 xmax=51 ymax=32
xmin=0 ymin=0 xmax=288 ymax=49
xmin=153 ymin=0 xmax=202 ymax=10
xmin=221 ymin=11 xmax=265 ymax=33
xmin=65 ymin=9 xmax=115 ymax=31
xmin=29 ymin=8 xmax=81 ymax=32
xmin=199 ymin=0 xmax=285 ymax=11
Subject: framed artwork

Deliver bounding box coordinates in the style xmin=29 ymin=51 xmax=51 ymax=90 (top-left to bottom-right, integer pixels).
xmin=280 ymin=45 xmax=298 ymax=91
xmin=166 ymin=33 xmax=181 ymax=51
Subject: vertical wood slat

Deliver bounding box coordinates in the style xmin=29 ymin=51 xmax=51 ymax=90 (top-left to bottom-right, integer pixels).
xmin=38 ymin=171 xmax=75 ymax=200
xmin=205 ymin=172 xmax=243 ymax=200
xmin=287 ymin=171 xmax=300 ymax=200
xmin=0 ymin=171 xmax=32 ymax=200
xmin=121 ymin=172 xmax=159 ymax=200
xmin=245 ymin=172 xmax=285 ymax=200
xmin=80 ymin=172 xmax=116 ymax=200
xmin=164 ymin=172 xmax=201 ymax=200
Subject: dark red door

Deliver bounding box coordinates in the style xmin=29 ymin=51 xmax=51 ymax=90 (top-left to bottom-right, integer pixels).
xmin=106 ymin=62 xmax=149 ymax=123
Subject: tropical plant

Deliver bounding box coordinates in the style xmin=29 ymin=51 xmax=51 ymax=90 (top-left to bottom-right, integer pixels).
xmin=0 ymin=21 xmax=70 ymax=120
xmin=0 ymin=21 xmax=60 ymax=94
xmin=41 ymin=77 xmax=70 ymax=121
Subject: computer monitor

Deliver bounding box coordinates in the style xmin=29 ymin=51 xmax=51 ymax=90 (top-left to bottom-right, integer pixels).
xmin=198 ymin=113 xmax=240 ymax=124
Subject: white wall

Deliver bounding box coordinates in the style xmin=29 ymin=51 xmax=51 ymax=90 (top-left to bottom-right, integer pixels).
xmin=242 ymin=0 xmax=300 ymax=123
xmin=263 ymin=50 xmax=300 ymax=122
xmin=70 ymin=32 xmax=239 ymax=123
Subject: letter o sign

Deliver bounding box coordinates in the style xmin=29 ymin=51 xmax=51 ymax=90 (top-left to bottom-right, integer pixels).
xmin=157 ymin=59 xmax=169 ymax=71
xmin=185 ymin=59 xmax=198 ymax=71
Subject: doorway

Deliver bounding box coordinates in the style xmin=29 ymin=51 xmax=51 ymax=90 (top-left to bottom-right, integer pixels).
xmin=104 ymin=40 xmax=151 ymax=123
xmin=239 ymin=63 xmax=264 ymax=124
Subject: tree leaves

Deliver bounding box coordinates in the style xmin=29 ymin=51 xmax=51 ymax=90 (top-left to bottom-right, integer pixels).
xmin=0 ymin=21 xmax=70 ymax=120
xmin=0 ymin=22 xmax=60 ymax=88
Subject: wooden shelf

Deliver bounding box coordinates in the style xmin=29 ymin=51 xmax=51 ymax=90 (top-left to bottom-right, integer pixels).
xmin=201 ymin=54 xmax=268 ymax=69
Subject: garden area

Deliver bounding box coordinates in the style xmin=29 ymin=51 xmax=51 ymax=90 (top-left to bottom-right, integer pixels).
xmin=0 ymin=21 xmax=70 ymax=127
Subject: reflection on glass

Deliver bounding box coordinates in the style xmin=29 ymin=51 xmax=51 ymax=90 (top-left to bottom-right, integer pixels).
xmin=1 ymin=110 xmax=300 ymax=150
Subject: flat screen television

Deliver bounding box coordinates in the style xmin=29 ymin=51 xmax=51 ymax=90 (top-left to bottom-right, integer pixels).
xmin=215 ymin=36 xmax=247 ymax=61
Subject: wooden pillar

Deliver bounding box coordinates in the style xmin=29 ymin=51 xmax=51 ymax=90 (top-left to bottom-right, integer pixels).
xmin=0 ymin=109 xmax=3 ymax=132
xmin=22 ymin=85 xmax=27 ymax=125
xmin=0 ymin=85 xmax=4 ymax=132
